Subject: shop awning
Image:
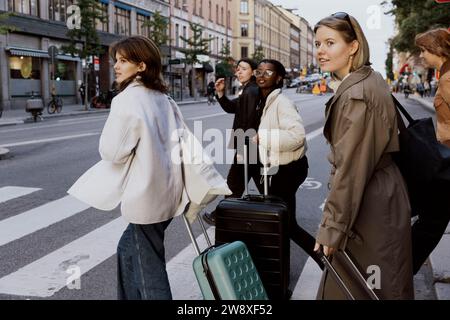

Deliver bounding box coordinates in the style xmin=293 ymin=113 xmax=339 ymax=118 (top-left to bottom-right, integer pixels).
xmin=6 ymin=46 xmax=81 ymax=61
xmin=7 ymin=47 xmax=49 ymax=58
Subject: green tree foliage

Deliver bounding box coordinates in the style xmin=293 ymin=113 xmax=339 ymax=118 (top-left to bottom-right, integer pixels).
xmin=215 ymin=42 xmax=235 ymax=78
xmin=142 ymin=11 xmax=169 ymax=47
xmin=180 ymin=22 xmax=212 ymax=99
xmin=251 ymin=45 xmax=265 ymax=63
xmin=61 ymin=0 xmax=107 ymax=110
xmin=0 ymin=12 xmax=18 ymax=35
xmin=62 ymin=0 xmax=106 ymax=59
xmin=180 ymin=22 xmax=211 ymax=64
xmin=385 ymin=42 xmax=395 ymax=81
xmin=383 ymin=0 xmax=450 ymax=54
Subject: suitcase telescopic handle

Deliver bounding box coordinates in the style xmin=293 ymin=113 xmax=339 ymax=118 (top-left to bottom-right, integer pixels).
xmin=182 ymin=212 xmax=212 ymax=257
xmin=316 ymin=248 xmax=380 ymax=300
xmin=243 ymin=136 xmax=269 ymax=197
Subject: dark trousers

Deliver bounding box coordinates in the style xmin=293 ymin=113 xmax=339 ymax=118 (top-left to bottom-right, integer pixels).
xmin=226 ymin=155 xmax=265 ymax=198
xmin=117 ymin=219 xmax=172 ymax=300
xmin=412 ymin=179 xmax=450 ymax=274
xmin=268 ymin=156 xmax=324 ymax=269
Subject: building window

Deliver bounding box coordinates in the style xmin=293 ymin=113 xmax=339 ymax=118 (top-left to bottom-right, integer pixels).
xmin=95 ymin=2 xmax=109 ymax=32
xmin=227 ymin=10 xmax=230 ymax=28
xmin=241 ymin=46 xmax=248 ymax=58
xmin=48 ymin=0 xmax=77 ymax=22
xmin=9 ymin=56 xmax=41 ymax=79
xmin=175 ymin=24 xmax=180 ymax=47
xmin=137 ymin=14 xmax=151 ymax=38
xmin=241 ymin=23 xmax=248 ymax=37
xmin=54 ymin=60 xmax=76 ymax=80
xmin=209 ymin=34 xmax=213 ymax=54
xmin=199 ymin=0 xmax=203 ymax=17
xmin=9 ymin=0 xmax=39 ymax=16
xmin=175 ymin=0 xmax=179 ymax=8
xmin=216 ymin=5 xmax=219 ymax=24
xmin=240 ymin=0 xmax=248 ymax=14
xmin=208 ymin=1 xmax=211 ymax=21
xmin=182 ymin=26 xmax=187 ymax=48
xmin=193 ymin=0 xmax=197 ymax=15
xmin=221 ymin=7 xmax=224 ymax=25
xmin=182 ymin=0 xmax=187 ymax=11
xmin=115 ymin=7 xmax=131 ymax=36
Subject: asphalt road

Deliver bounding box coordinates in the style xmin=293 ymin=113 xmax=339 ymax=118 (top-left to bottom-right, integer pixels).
xmin=0 ymin=89 xmax=436 ymax=299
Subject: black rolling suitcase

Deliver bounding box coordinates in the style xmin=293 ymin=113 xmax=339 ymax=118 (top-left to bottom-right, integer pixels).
xmin=214 ymin=138 xmax=290 ymax=300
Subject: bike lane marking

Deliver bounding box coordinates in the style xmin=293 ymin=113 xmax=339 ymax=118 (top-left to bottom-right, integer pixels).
xmin=0 ymin=186 xmax=42 ymax=205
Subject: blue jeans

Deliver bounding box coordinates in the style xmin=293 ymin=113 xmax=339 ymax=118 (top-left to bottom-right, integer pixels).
xmin=117 ymin=219 xmax=172 ymax=300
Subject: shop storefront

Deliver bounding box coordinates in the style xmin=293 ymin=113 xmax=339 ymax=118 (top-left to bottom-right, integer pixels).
xmin=5 ymin=46 xmax=80 ymax=109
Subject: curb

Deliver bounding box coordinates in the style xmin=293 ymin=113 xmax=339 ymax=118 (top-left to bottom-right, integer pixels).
xmin=0 ymin=100 xmax=208 ymax=127
xmin=0 ymin=109 xmax=110 ymax=127
xmin=0 ymin=147 xmax=10 ymax=160
xmin=177 ymin=99 xmax=208 ymax=106
xmin=0 ymin=119 xmax=24 ymax=127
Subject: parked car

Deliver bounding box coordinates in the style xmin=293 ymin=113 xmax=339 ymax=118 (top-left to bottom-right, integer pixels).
xmin=287 ymin=77 xmax=302 ymax=88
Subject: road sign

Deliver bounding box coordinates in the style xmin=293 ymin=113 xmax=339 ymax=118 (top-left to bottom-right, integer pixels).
xmin=48 ymin=46 xmax=58 ymax=65
xmin=48 ymin=46 xmax=58 ymax=59
xmin=94 ymin=56 xmax=100 ymax=71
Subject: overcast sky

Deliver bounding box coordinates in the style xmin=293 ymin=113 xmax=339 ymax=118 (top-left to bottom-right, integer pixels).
xmin=270 ymin=0 xmax=395 ymax=78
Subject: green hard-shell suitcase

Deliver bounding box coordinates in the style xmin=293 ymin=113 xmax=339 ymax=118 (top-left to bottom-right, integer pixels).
xmin=182 ymin=213 xmax=268 ymax=300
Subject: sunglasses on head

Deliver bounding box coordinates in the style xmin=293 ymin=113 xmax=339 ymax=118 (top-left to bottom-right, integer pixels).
xmin=332 ymin=12 xmax=357 ymax=38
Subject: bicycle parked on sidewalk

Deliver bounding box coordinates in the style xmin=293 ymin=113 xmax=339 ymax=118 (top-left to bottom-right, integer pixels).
xmin=47 ymin=94 xmax=63 ymax=114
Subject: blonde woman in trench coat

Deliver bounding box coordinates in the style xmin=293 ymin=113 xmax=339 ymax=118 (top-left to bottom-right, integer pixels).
xmin=313 ymin=13 xmax=414 ymax=299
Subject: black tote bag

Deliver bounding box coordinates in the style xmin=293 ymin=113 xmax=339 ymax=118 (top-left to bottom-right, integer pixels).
xmin=391 ymin=95 xmax=450 ymax=212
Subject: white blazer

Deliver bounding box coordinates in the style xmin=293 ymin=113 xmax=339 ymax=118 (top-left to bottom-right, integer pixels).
xmin=68 ymin=81 xmax=189 ymax=224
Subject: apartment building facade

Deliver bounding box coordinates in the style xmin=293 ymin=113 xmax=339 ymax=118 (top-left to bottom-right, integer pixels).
xmin=230 ymin=0 xmax=290 ymax=68
xmin=0 ymin=0 xmax=171 ymax=110
xmin=168 ymin=0 xmax=232 ymax=99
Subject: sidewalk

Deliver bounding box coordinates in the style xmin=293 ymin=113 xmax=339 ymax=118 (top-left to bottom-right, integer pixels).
xmin=0 ymin=97 xmax=208 ymax=128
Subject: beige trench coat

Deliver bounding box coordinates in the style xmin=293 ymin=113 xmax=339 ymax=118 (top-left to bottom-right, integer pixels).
xmin=316 ymin=67 xmax=414 ymax=300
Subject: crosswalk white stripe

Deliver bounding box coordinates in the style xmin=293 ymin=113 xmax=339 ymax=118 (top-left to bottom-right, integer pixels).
xmin=186 ymin=112 xmax=227 ymax=121
xmin=306 ymin=127 xmax=324 ymax=141
xmin=0 ymin=217 xmax=128 ymax=297
xmin=0 ymin=132 xmax=100 ymax=148
xmin=291 ymin=257 xmax=322 ymax=300
xmin=167 ymin=227 xmax=215 ymax=300
xmin=0 ymin=195 xmax=90 ymax=247
xmin=0 ymin=186 xmax=41 ymax=204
